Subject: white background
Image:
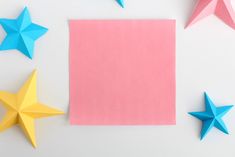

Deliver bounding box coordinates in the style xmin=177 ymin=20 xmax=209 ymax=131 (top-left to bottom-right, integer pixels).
xmin=0 ymin=0 xmax=235 ymax=156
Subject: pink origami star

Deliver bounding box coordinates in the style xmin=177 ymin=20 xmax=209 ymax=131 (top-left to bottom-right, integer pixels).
xmin=186 ymin=0 xmax=235 ymax=29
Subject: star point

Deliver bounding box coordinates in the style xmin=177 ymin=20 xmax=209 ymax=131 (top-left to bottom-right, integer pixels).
xmin=189 ymin=93 xmax=233 ymax=140
xmin=0 ymin=7 xmax=48 ymax=59
xmin=186 ymin=0 xmax=235 ymax=29
xmin=116 ymin=0 xmax=125 ymax=8
xmin=0 ymin=70 xmax=64 ymax=148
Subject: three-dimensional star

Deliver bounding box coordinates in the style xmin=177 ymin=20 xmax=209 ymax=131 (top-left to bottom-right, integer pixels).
xmin=186 ymin=0 xmax=235 ymax=29
xmin=0 ymin=70 xmax=64 ymax=148
xmin=189 ymin=93 xmax=233 ymax=140
xmin=116 ymin=0 xmax=125 ymax=8
xmin=0 ymin=7 xmax=48 ymax=59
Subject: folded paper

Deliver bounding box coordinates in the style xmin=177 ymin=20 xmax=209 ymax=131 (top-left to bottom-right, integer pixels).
xmin=116 ymin=0 xmax=124 ymax=8
xmin=0 ymin=70 xmax=64 ymax=148
xmin=186 ymin=0 xmax=235 ymax=29
xmin=189 ymin=93 xmax=233 ymax=140
xmin=0 ymin=7 xmax=48 ymax=59
xmin=69 ymin=20 xmax=176 ymax=125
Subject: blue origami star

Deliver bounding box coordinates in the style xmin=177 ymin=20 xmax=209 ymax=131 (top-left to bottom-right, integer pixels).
xmin=0 ymin=7 xmax=48 ymax=59
xmin=116 ymin=0 xmax=125 ymax=8
xmin=189 ymin=93 xmax=233 ymax=140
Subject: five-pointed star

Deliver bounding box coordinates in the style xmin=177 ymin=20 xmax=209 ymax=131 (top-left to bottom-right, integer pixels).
xmin=116 ymin=0 xmax=125 ymax=8
xmin=0 ymin=7 xmax=48 ymax=59
xmin=186 ymin=0 xmax=235 ymax=29
xmin=0 ymin=71 xmax=64 ymax=148
xmin=189 ymin=93 xmax=233 ymax=140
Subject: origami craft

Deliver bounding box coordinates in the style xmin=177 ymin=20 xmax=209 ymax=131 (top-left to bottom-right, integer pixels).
xmin=0 ymin=7 xmax=48 ymax=59
xmin=186 ymin=0 xmax=235 ymax=29
xmin=189 ymin=93 xmax=233 ymax=140
xmin=116 ymin=0 xmax=124 ymax=8
xmin=0 ymin=70 xmax=64 ymax=148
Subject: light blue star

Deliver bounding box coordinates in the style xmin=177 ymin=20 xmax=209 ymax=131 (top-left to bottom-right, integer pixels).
xmin=116 ymin=0 xmax=125 ymax=8
xmin=189 ymin=93 xmax=233 ymax=140
xmin=0 ymin=7 xmax=48 ymax=59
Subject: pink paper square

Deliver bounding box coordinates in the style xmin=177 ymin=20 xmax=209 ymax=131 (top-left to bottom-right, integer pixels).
xmin=69 ymin=20 xmax=175 ymax=125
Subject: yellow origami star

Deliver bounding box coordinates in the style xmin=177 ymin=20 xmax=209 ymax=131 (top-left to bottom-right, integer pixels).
xmin=0 ymin=70 xmax=64 ymax=148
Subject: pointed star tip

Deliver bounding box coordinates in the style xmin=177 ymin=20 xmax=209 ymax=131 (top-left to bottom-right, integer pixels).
xmin=120 ymin=4 xmax=124 ymax=8
xmin=28 ymin=55 xmax=33 ymax=60
xmin=116 ymin=0 xmax=124 ymax=8
xmin=31 ymin=70 xmax=37 ymax=76
xmin=185 ymin=20 xmax=194 ymax=29
xmin=32 ymin=142 xmax=37 ymax=148
xmin=188 ymin=112 xmax=197 ymax=117
xmin=25 ymin=70 xmax=37 ymax=81
xmin=22 ymin=47 xmax=34 ymax=60
xmin=45 ymin=108 xmax=65 ymax=116
xmin=221 ymin=128 xmax=229 ymax=134
xmin=51 ymin=109 xmax=65 ymax=115
xmin=200 ymin=134 xmax=206 ymax=140
xmin=27 ymin=51 xmax=34 ymax=60
xmin=56 ymin=110 xmax=65 ymax=115
xmin=37 ymin=26 xmax=48 ymax=36
xmin=40 ymin=26 xmax=48 ymax=32
xmin=44 ymin=28 xmax=49 ymax=34
xmin=22 ymin=7 xmax=30 ymax=14
xmin=204 ymin=92 xmax=211 ymax=100
xmin=185 ymin=23 xmax=190 ymax=29
xmin=188 ymin=112 xmax=193 ymax=116
xmin=225 ymin=105 xmax=234 ymax=111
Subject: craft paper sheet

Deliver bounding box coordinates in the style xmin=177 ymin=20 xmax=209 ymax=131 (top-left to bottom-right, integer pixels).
xmin=69 ymin=20 xmax=176 ymax=125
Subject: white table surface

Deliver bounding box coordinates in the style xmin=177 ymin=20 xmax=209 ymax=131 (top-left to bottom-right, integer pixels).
xmin=1 ymin=0 xmax=235 ymax=156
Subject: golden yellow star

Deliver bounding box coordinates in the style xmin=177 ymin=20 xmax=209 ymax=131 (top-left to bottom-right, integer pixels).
xmin=0 ymin=70 xmax=64 ymax=148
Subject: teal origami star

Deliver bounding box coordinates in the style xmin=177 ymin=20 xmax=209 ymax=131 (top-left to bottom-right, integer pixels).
xmin=116 ymin=0 xmax=124 ymax=8
xmin=0 ymin=7 xmax=48 ymax=59
xmin=189 ymin=93 xmax=233 ymax=140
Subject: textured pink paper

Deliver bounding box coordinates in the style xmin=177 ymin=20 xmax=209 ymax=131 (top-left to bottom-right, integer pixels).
xmin=69 ymin=20 xmax=175 ymax=125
